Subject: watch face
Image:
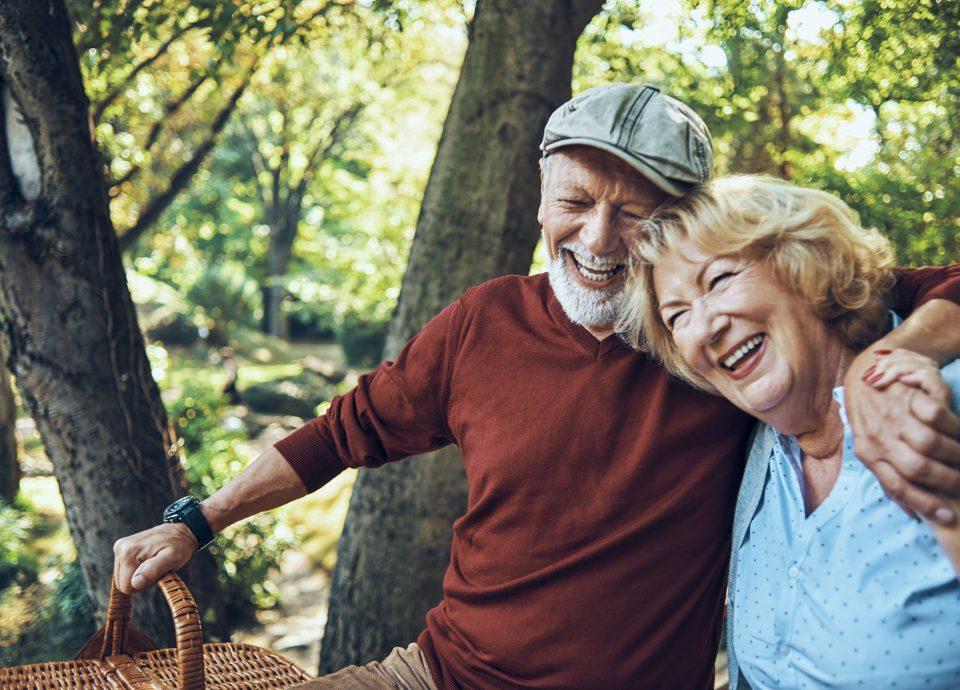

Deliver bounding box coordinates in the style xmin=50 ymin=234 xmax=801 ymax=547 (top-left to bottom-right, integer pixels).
xmin=164 ymin=496 xmax=195 ymax=520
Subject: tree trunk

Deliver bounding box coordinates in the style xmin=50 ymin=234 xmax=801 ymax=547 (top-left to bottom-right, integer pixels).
xmin=0 ymin=340 xmax=18 ymax=504
xmin=319 ymin=0 xmax=603 ymax=672
xmin=260 ymin=186 xmax=300 ymax=339
xmin=0 ymin=0 xmax=226 ymax=643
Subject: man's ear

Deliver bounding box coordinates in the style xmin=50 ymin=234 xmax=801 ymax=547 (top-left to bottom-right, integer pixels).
xmin=537 ymin=156 xmax=548 ymax=227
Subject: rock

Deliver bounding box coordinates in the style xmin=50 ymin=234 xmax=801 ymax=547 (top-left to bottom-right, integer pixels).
xmin=298 ymin=354 xmax=347 ymax=385
xmin=240 ymin=372 xmax=332 ymax=418
xmin=145 ymin=311 xmax=202 ymax=345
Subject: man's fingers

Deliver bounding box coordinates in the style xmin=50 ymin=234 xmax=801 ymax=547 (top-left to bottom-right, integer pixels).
xmin=896 ymin=440 xmax=960 ymax=495
xmin=898 ymin=423 xmax=960 ymax=473
xmin=113 ymin=524 xmax=197 ymax=594
xmin=113 ymin=538 xmax=143 ymax=595
xmin=887 ymin=480 xmax=956 ymax=525
xmin=869 ymin=459 xmax=955 ymax=525
xmin=910 ymin=390 xmax=960 ymax=439
xmin=130 ymin=548 xmax=179 ymax=591
xmin=900 ymin=369 xmax=952 ymax=406
xmin=867 ymin=459 xmax=920 ymax=519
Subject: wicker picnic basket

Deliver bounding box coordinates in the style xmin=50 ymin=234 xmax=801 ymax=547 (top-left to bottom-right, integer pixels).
xmin=0 ymin=572 xmax=313 ymax=689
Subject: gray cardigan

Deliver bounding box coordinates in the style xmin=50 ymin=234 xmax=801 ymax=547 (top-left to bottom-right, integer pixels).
xmin=726 ymin=359 xmax=960 ymax=690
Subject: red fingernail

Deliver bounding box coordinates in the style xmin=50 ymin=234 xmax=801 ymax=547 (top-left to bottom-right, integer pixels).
xmin=861 ymin=365 xmax=876 ymax=381
xmin=867 ymin=372 xmax=884 ymax=384
xmin=874 ymin=349 xmax=892 ymax=356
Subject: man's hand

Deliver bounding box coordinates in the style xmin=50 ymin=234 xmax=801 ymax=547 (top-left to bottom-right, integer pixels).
xmin=112 ymin=445 xmax=309 ymax=594
xmin=845 ymin=349 xmax=960 ymax=525
xmin=113 ymin=522 xmax=198 ymax=594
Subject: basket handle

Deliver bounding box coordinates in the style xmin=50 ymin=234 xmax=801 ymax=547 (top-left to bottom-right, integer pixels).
xmin=77 ymin=572 xmax=205 ymax=689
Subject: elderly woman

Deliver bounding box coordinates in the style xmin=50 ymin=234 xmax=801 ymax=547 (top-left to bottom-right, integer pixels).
xmin=618 ymin=175 xmax=960 ymax=690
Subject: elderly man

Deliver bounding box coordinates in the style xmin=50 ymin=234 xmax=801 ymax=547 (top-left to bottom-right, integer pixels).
xmin=114 ymin=84 xmax=960 ymax=689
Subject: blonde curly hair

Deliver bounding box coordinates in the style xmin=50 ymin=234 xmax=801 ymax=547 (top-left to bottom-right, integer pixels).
xmin=617 ymin=174 xmax=897 ymax=391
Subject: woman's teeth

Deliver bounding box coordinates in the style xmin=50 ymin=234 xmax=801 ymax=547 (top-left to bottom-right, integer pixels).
xmin=723 ymin=334 xmax=765 ymax=370
xmin=570 ymin=253 xmax=625 ymax=282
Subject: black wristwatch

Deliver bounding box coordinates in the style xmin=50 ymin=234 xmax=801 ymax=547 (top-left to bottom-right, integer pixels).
xmin=163 ymin=496 xmax=215 ymax=550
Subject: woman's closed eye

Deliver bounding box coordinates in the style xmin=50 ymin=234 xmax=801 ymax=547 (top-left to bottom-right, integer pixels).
xmin=665 ymin=309 xmax=690 ymax=330
xmin=708 ymin=271 xmax=738 ymax=290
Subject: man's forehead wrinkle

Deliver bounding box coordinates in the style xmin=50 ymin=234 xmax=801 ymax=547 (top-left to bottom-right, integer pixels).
xmin=554 ymin=150 xmax=665 ymax=204
xmin=552 ymin=163 xmax=660 ymax=206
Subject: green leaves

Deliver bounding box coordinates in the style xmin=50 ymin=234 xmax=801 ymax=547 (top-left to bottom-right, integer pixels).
xmin=577 ymin=0 xmax=958 ymax=264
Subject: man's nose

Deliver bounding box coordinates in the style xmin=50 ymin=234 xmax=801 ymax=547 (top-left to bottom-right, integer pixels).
xmin=579 ymin=204 xmax=622 ymax=257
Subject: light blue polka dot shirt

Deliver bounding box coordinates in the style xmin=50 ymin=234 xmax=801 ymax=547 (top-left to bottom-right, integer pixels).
xmin=732 ymin=363 xmax=960 ymax=689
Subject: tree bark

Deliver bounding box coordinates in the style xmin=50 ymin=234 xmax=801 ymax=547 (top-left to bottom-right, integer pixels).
xmin=0 ymin=340 xmax=18 ymax=504
xmin=319 ymin=0 xmax=603 ymax=672
xmin=0 ymin=0 xmax=226 ymax=643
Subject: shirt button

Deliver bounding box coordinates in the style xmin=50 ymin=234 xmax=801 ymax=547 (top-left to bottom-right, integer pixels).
xmin=788 ymin=564 xmax=800 ymax=578
xmin=777 ymin=644 xmax=789 ymax=657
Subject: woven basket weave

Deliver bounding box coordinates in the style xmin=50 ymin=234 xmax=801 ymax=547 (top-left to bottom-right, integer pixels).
xmin=0 ymin=572 xmax=313 ymax=689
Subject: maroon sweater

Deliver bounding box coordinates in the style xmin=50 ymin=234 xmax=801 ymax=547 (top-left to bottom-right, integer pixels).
xmin=276 ymin=267 xmax=960 ymax=690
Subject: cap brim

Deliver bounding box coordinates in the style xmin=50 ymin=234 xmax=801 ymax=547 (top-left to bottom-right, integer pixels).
xmin=543 ymin=137 xmax=692 ymax=197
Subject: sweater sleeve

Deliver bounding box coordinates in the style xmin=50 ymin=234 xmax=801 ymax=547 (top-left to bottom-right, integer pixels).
xmin=891 ymin=264 xmax=960 ymax=316
xmin=273 ymin=299 xmax=464 ymax=492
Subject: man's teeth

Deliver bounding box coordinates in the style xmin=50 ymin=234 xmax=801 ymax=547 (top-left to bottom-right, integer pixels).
xmin=723 ymin=335 xmax=765 ymax=370
xmin=571 ymin=254 xmax=625 ymax=282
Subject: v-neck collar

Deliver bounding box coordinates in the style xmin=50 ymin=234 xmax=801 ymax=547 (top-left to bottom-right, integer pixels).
xmin=545 ymin=281 xmax=624 ymax=359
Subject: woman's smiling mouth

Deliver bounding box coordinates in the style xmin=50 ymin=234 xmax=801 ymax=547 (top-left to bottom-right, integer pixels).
xmin=720 ymin=333 xmax=766 ymax=380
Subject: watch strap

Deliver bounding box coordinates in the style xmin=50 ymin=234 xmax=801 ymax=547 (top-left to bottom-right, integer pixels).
xmin=181 ymin=503 xmax=215 ymax=550
xmin=165 ymin=497 xmax=215 ymax=550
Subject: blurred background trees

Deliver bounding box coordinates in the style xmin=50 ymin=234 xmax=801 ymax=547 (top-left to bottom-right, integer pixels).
xmin=0 ymin=0 xmax=956 ymax=672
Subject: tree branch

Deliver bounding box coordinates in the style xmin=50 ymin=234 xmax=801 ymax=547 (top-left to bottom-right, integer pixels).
xmin=295 ymin=101 xmax=366 ymax=194
xmin=92 ymin=16 xmax=206 ymax=123
xmin=117 ymin=72 xmax=252 ymax=252
xmin=108 ymin=69 xmax=214 ymax=191
xmin=114 ymin=0 xmax=353 ymax=250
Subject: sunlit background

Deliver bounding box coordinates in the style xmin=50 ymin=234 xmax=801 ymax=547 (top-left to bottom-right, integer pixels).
xmin=2 ymin=0 xmax=956 ymax=671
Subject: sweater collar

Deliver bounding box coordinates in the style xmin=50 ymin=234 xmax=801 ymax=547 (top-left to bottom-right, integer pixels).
xmin=544 ymin=278 xmax=625 ymax=359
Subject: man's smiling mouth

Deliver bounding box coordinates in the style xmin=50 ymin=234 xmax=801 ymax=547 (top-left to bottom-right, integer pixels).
xmin=721 ymin=333 xmax=765 ymax=371
xmin=566 ymin=250 xmax=626 ymax=284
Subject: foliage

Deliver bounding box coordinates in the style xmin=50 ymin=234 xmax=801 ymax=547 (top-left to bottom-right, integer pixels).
xmin=71 ymin=0 xmax=363 ymax=245
xmin=575 ymin=0 xmax=959 ymax=265
xmin=185 ymin=260 xmax=262 ymax=332
xmin=337 ymin=313 xmax=390 ymax=368
xmin=0 ymin=561 xmax=96 ymax=666
xmin=169 ymin=381 xmax=296 ymax=622
xmin=0 ymin=499 xmax=39 ymax=590
xmin=0 ymin=495 xmax=94 ymax=666
xmin=125 ymin=1 xmax=463 ymax=339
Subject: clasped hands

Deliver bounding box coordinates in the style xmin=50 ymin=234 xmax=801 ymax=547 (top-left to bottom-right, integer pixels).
xmin=845 ymin=347 xmax=960 ymax=524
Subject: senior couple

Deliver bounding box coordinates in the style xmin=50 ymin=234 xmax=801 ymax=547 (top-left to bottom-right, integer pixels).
xmin=114 ymin=84 xmax=960 ymax=689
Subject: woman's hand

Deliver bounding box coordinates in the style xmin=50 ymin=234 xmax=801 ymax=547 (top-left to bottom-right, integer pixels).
xmin=862 ymin=348 xmax=949 ymax=397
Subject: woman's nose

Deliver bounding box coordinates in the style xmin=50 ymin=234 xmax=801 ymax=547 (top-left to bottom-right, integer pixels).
xmin=691 ymin=301 xmax=729 ymax=348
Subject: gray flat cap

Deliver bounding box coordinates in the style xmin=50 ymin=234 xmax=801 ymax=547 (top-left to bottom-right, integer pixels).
xmin=540 ymin=83 xmax=713 ymax=196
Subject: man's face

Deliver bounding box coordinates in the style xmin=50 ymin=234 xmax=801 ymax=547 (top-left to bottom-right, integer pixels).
xmin=538 ymin=147 xmax=668 ymax=327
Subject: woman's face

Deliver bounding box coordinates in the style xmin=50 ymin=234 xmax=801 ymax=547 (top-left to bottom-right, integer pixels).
xmin=652 ymin=240 xmax=838 ymax=427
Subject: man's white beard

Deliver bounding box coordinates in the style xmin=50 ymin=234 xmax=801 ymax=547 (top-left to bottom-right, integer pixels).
xmin=547 ymin=242 xmax=625 ymax=327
